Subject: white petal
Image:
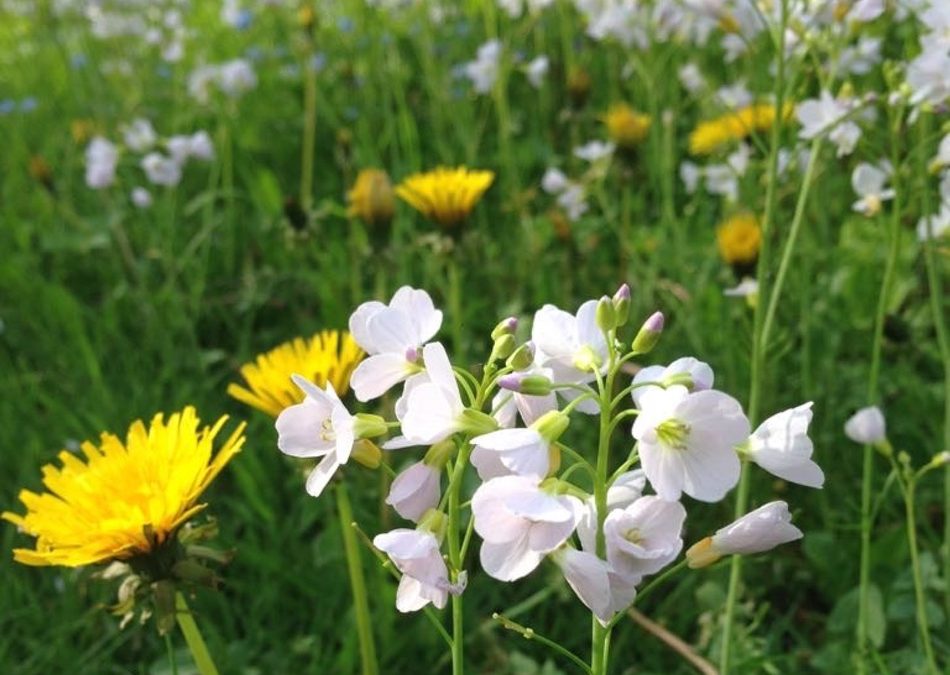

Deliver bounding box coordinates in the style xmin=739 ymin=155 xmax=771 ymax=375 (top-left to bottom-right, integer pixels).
xmin=348 ymin=300 xmax=387 ymax=353
xmin=389 ymin=286 xmax=443 ymax=345
xmin=558 ymin=549 xmax=612 ymax=622
xmin=305 ymin=452 xmax=340 ymax=497
xmin=365 ymin=307 xmax=418 ymax=354
xmin=351 ymin=354 xmax=412 ymax=401
xmin=276 ymin=399 xmax=334 ymax=457
xmin=480 ymin=537 xmax=542 ymax=581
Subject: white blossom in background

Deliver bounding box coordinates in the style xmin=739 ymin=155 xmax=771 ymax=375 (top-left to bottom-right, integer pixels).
xmin=844 ymin=406 xmax=887 ymax=445
xmin=464 ymin=40 xmax=502 ymax=94
xmin=724 ymin=278 xmax=759 ymax=298
xmin=141 ymin=152 xmax=182 ymax=186
xmin=851 ymin=162 xmax=894 ymax=217
xmin=677 ymin=63 xmax=706 ymax=94
xmin=85 ymin=137 xmax=119 ymax=189
xmin=131 ymin=186 xmax=153 ymax=209
xmin=746 ymin=403 xmax=824 ymax=488
xmin=121 ymin=118 xmax=156 ymax=152
xmin=573 ymin=140 xmax=615 ymax=163
xmin=188 ymin=59 xmax=257 ymax=104
xmin=796 ymin=91 xmax=861 ymax=157
xmin=524 ymin=55 xmax=549 ymax=89
xmin=917 ymin=204 xmax=950 ymax=242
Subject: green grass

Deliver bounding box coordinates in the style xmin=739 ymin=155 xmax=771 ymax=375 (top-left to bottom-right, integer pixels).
xmin=1 ymin=1 xmax=948 ymax=673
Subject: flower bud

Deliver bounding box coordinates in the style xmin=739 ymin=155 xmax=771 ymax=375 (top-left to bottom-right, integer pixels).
xmin=351 ymin=439 xmax=382 ymax=469
xmin=353 ymin=413 xmax=388 ymax=440
xmin=347 ymin=168 xmax=395 ymax=227
xmin=459 ymin=408 xmax=498 ymax=436
xmin=423 ymin=439 xmax=456 ymax=469
xmin=844 ymin=406 xmax=886 ymax=445
xmin=498 ymin=373 xmax=554 ymax=396
xmin=685 ymin=536 xmax=721 ymax=569
xmin=491 ymin=316 xmax=518 ymax=340
xmin=489 ymin=334 xmax=517 ymax=363
xmin=612 ymin=283 xmax=631 ymax=326
xmin=533 ymin=410 xmax=570 ymax=444
xmin=596 ymin=295 xmax=616 ymax=333
xmin=631 ymin=311 xmax=664 ymax=354
xmin=506 ymin=343 xmax=535 ymax=370
xmin=417 ymin=509 xmax=448 ymax=544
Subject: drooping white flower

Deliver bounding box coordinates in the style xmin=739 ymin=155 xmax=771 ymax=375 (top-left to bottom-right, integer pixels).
xmin=349 ymin=286 xmax=443 ymax=401
xmin=552 ymin=547 xmax=613 ymax=622
xmin=524 ymin=55 xmax=549 ymax=89
xmin=386 ymin=461 xmax=441 ymax=522
xmin=373 ymin=528 xmax=461 ymax=612
xmin=851 ymin=162 xmax=894 ymax=216
xmin=724 ymin=278 xmax=759 ymax=298
xmin=844 ymin=406 xmax=886 ymax=444
xmin=472 ymin=475 xmax=580 ymax=581
xmin=121 ymin=118 xmax=157 ymax=153
xmin=276 ymin=376 xmax=356 ymax=497
xmin=470 ymin=410 xmax=567 ymax=480
xmin=907 ymin=43 xmax=950 ymax=107
xmin=631 ymin=357 xmax=714 ymax=408
xmin=85 ymin=137 xmax=119 ymax=189
xmin=686 ymin=501 xmax=802 ymax=567
xmin=604 ymin=496 xmax=685 ymax=580
xmin=633 ymin=386 xmax=749 ymax=502
xmin=141 ymin=152 xmax=182 ymax=186
xmin=541 ymin=168 xmax=569 ymax=194
xmin=746 ymin=402 xmax=824 ymax=488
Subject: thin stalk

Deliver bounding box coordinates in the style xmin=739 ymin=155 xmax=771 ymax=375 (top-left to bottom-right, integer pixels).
xmin=857 ymin=105 xmax=904 ymax=668
xmin=902 ymin=482 xmax=939 ymax=674
xmin=174 ymin=593 xmax=219 ymax=675
xmin=448 ymin=439 xmax=473 ymax=675
xmin=494 ymin=613 xmax=592 ymax=674
xmin=721 ymin=2 xmax=788 ymax=670
xmin=336 ymin=483 xmax=379 ymax=675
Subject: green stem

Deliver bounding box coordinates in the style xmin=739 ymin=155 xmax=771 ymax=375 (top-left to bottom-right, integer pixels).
xmin=494 ymin=613 xmax=592 ymax=674
xmin=174 ymin=593 xmax=219 ymax=675
xmin=300 ymin=26 xmax=317 ymax=213
xmin=448 ymin=439 xmax=472 ymax=675
xmin=336 ymin=483 xmax=379 ymax=675
xmin=165 ymin=632 xmax=179 ymax=675
xmin=902 ymin=482 xmax=939 ymax=674
xmin=857 ymin=104 xmax=904 ymax=670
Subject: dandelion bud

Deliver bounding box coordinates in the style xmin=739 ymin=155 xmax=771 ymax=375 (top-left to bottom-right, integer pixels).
xmin=491 ymin=316 xmax=518 ymax=340
xmin=347 ymin=168 xmax=395 ymax=227
xmin=567 ymin=66 xmax=591 ymax=108
xmin=353 ymin=413 xmax=388 ymax=440
xmin=506 ymin=343 xmax=535 ymax=370
xmin=844 ymin=406 xmax=886 ymax=445
xmin=497 ymin=373 xmax=553 ymax=396
xmin=631 ymin=311 xmax=664 ymax=354
xmin=612 ymin=283 xmax=631 ymax=327
xmin=351 ymin=439 xmax=382 ymax=469
xmin=603 ymin=103 xmax=651 ymax=150
xmin=596 ymin=295 xmax=616 ymax=333
xmin=489 ymin=334 xmax=517 ymax=363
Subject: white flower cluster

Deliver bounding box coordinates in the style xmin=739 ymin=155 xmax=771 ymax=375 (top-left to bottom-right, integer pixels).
xmin=188 ymin=59 xmax=258 ymax=105
xmin=276 ymin=286 xmax=818 ymax=620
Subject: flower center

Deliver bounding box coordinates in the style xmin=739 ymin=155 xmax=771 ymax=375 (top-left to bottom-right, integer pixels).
xmin=656 ymin=418 xmax=690 ymax=449
xmin=320 ymin=418 xmax=336 ymax=442
xmin=572 ymin=345 xmax=601 ymax=372
xmin=623 ymin=528 xmax=643 ymax=545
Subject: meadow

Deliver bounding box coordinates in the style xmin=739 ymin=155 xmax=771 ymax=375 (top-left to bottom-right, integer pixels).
xmin=1 ymin=0 xmax=948 ymax=673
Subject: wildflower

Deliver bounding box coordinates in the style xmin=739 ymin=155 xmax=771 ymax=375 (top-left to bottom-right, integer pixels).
xmin=349 ymin=286 xmax=442 ymax=401
xmin=469 ymin=411 xmax=568 ymax=480
xmin=576 ymin=470 xmax=647 ymax=553
xmin=844 ymin=406 xmax=886 ymax=445
xmin=678 ymin=63 xmax=706 ymax=94
xmin=167 ymin=132 xmax=215 ymax=164
xmin=603 ymin=103 xmax=651 ymax=149
xmin=71 ymin=119 xmax=96 ymax=145
xmin=686 ymin=501 xmax=803 ymax=568
xmin=532 ymin=299 xmax=608 ymax=399
xmin=347 ymin=168 xmax=395 ymax=226
xmin=716 ymin=212 xmax=761 ymax=267
xmin=3 ymin=407 xmax=244 ymax=567
xmin=632 ymin=357 xmax=714 ymax=408
xmin=374 ymin=525 xmax=463 ymax=612
xmin=276 ymin=375 xmax=386 ymax=497
xmin=605 ymin=496 xmax=685 ymax=580
xmin=85 ymin=137 xmax=118 ymax=189
xmin=395 ymin=166 xmax=494 ymax=227
xmin=524 ymin=55 xmax=549 ymax=89
xmin=228 ymin=330 xmax=363 ymax=417
xmin=688 ymin=103 xmax=789 ymax=155
xmin=796 ymin=91 xmax=861 ymax=157
xmin=744 ymin=403 xmax=824 ymax=488
xmin=122 ymin=118 xmax=157 ymax=153
xmin=851 ymin=163 xmax=894 ymax=216
xmin=724 ymin=278 xmax=759 ymax=300
xmin=552 ymin=547 xmax=612 ymax=621
xmin=917 ymin=204 xmax=950 ymax=242
xmin=574 ymin=140 xmax=615 ymax=163
xmin=472 ymin=475 xmax=581 ymax=581
xmin=131 ymin=187 xmax=153 ymax=209
xmin=141 ymin=152 xmax=182 ymax=187
xmin=463 ymin=40 xmax=502 ymax=94
xmin=632 ymin=386 xmax=749 ymax=502
xmin=386 ymin=461 xmax=442 ymax=522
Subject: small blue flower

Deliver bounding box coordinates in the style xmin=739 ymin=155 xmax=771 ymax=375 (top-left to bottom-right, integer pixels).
xmin=235 ymin=9 xmax=254 ymax=30
xmin=0 ymin=99 xmax=16 ymax=115
xmin=337 ymin=17 xmax=354 ymax=33
xmin=19 ymin=97 xmax=38 ymax=112
xmin=70 ymin=53 xmax=88 ymax=69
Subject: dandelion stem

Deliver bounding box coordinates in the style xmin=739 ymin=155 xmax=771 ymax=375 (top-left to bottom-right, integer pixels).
xmin=174 ymin=593 xmax=219 ymax=675
xmin=335 ymin=482 xmax=379 ymax=675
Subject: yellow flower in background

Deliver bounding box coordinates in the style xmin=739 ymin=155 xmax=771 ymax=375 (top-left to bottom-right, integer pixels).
xmin=689 ymin=103 xmax=792 ymax=155
xmin=396 ymin=166 xmax=495 ymax=227
xmin=70 ymin=119 xmax=96 ymax=145
xmin=3 ymin=407 xmax=245 ymax=568
xmin=603 ymin=103 xmax=652 ymax=149
xmin=347 ymin=168 xmax=395 ymax=226
xmin=717 ymin=212 xmax=762 ymax=266
xmin=227 ymin=330 xmax=363 ymax=417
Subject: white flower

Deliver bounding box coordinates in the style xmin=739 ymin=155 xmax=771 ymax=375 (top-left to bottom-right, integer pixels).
xmin=836 ymin=37 xmax=882 ymax=76
xmin=844 ymin=406 xmax=886 ymax=444
xmin=724 ymin=278 xmax=759 ymax=298
xmin=373 ymin=529 xmax=460 ymax=612
xmin=524 ymin=55 xmax=549 ymax=89
xmin=576 ymin=470 xmax=647 ymax=553
xmin=633 ymin=386 xmax=749 ymax=502
xmin=541 ymin=168 xmax=569 ymax=194
xmin=605 ymin=496 xmax=685 ymax=580
xmin=716 ymin=81 xmax=752 ymax=108
xmin=122 ymin=118 xmax=157 ymax=153
xmin=680 ymin=161 xmax=701 ymax=194
xmin=847 ymin=0 xmax=884 ymax=22
xmin=573 ymin=140 xmax=615 ymax=163
xmin=141 ymin=152 xmax=182 ymax=186
xmin=796 ymin=91 xmax=861 ymax=157
xmin=218 ymin=59 xmax=257 ymax=97
xmin=747 ymin=403 xmax=823 ymax=488
xmin=386 ymin=462 xmax=441 ymax=522
xmin=85 ymin=137 xmax=118 ymax=189
xmin=131 ymin=187 xmax=152 ymax=209
xmin=557 ymin=184 xmax=589 ymax=221
xmin=349 ymin=286 xmax=443 ymax=401
xmin=851 ymin=162 xmax=894 ymax=216
xmin=532 ymin=300 xmax=608 ymax=397
xmin=631 ymin=357 xmax=714 ymax=408
xmin=472 ymin=476 xmax=580 ymax=581
xmin=678 ymin=63 xmax=706 ymax=94
xmin=917 ymin=203 xmax=950 ymax=242
xmin=552 ymin=547 xmax=613 ymax=622
xmin=276 ymin=375 xmax=355 ymax=497
xmin=464 ymin=40 xmax=501 ymax=94
xmin=687 ymin=501 xmax=803 ymax=568
xmin=908 ymin=46 xmax=950 ymax=106
xmin=470 ymin=410 xmax=566 ymax=480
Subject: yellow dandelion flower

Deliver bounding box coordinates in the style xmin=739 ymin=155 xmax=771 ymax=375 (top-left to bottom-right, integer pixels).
xmin=717 ymin=212 xmax=762 ymax=266
xmin=395 ymin=166 xmax=495 ymax=227
xmin=3 ymin=407 xmax=245 ymax=568
xmin=347 ymin=168 xmax=395 ymax=226
xmin=227 ymin=330 xmax=363 ymax=417
xmin=71 ymin=118 xmax=96 ymax=145
xmin=689 ymin=103 xmax=793 ymax=155
xmin=603 ymin=103 xmax=652 ymax=149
